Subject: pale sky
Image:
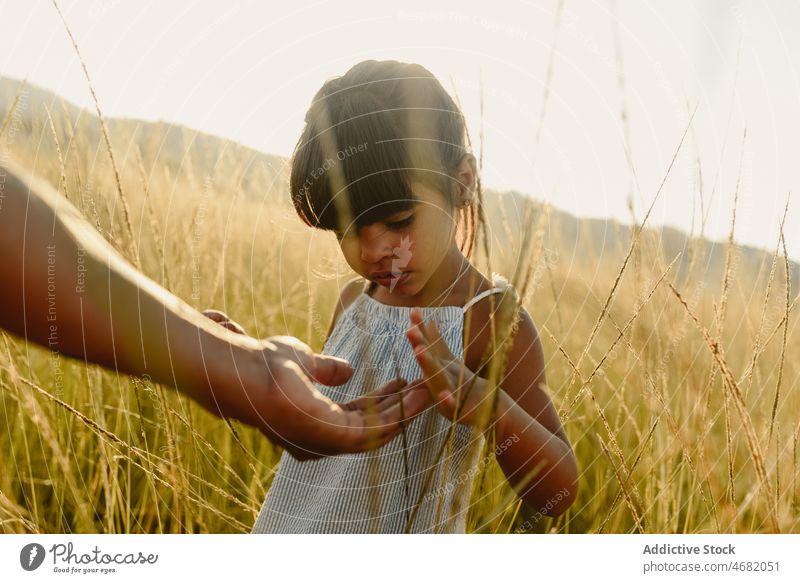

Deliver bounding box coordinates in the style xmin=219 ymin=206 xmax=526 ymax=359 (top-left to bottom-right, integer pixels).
xmin=1 ymin=0 xmax=798 ymax=259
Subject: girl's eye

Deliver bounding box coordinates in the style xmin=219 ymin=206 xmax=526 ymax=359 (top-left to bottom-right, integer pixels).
xmin=386 ymin=214 xmax=415 ymax=230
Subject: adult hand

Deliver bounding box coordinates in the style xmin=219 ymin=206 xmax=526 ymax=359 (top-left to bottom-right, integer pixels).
xmin=0 ymin=160 xmax=430 ymax=461
xmin=217 ymin=338 xmax=432 ymax=460
xmin=202 ymin=310 xmax=431 ymax=460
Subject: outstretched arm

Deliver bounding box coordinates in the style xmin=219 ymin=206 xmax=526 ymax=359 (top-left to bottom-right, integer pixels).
xmin=0 ymin=160 xmax=429 ymax=459
xmin=0 ymin=159 xmax=257 ymax=400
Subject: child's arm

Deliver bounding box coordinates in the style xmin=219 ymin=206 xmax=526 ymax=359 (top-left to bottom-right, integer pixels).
xmin=483 ymin=309 xmax=578 ymax=516
xmin=408 ymin=305 xmax=578 ymax=516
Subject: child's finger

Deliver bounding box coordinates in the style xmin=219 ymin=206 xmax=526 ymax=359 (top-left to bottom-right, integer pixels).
xmin=413 ymin=343 xmax=452 ymax=400
xmin=409 ymin=309 xmax=452 ymax=362
xmin=408 ymin=322 xmax=442 ymax=378
xmin=410 ymin=307 xmax=425 ymax=327
xmin=409 ymin=316 xmax=460 ymax=384
xmin=407 ymin=309 xmax=434 ymax=350
xmin=405 ymin=325 xmax=427 ymax=354
xmin=405 ymin=331 xmax=427 ymax=369
xmin=407 ymin=311 xmax=424 ymax=342
xmin=408 ymin=310 xmax=458 ymax=409
xmin=422 ymin=317 xmax=453 ymax=361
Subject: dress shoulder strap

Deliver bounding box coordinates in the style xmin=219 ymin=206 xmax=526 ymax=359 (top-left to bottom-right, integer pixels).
xmin=461 ymin=287 xmax=505 ymax=313
xmin=461 ymin=273 xmax=513 ymax=313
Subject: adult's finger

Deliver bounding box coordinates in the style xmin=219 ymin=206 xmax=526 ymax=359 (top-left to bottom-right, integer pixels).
xmin=368 ymin=376 xmax=410 ymax=398
xmin=341 ymin=385 xmax=432 ymax=452
xmin=372 ymin=381 xmax=431 ymax=414
xmin=342 ymin=377 xmax=408 ymax=411
xmin=312 ymin=353 xmax=353 ymax=386
xmin=221 ymin=319 xmax=247 ymax=335
xmin=389 ymin=381 xmax=432 ymax=417
xmin=202 ymin=309 xmax=247 ymax=335
xmin=202 ymin=309 xmax=228 ymax=322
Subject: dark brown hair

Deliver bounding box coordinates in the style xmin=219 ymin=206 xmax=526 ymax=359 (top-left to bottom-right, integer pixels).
xmin=290 ymin=59 xmax=476 ymax=257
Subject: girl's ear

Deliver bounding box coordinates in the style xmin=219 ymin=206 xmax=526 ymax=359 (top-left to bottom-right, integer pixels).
xmin=452 ymin=154 xmax=477 ymax=208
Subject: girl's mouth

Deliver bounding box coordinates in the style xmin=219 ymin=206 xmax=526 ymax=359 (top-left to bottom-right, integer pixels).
xmin=371 ymin=271 xmax=410 ymax=288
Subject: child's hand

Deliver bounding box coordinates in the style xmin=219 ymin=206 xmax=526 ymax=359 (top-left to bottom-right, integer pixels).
xmin=203 ymin=309 xmax=247 ymax=335
xmin=406 ymin=308 xmax=499 ymax=429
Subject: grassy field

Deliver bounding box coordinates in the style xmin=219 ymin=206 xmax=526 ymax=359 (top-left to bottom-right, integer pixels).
xmin=0 ymin=76 xmax=798 ymax=534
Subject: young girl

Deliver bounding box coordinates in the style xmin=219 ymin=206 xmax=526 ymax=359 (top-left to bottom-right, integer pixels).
xmin=250 ymin=60 xmax=578 ymax=533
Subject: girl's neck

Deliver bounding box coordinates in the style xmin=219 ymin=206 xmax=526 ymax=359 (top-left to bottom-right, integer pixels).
xmin=368 ymin=246 xmax=488 ymax=308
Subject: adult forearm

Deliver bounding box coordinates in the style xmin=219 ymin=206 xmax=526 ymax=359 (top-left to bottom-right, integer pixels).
xmin=494 ymin=390 xmax=579 ymax=514
xmin=0 ymin=161 xmax=257 ymax=412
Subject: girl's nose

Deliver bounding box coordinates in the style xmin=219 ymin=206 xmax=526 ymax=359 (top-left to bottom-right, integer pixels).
xmin=359 ymin=228 xmax=394 ymax=264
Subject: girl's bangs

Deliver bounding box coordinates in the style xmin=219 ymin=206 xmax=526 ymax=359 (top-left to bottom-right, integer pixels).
xmin=292 ymin=93 xmax=431 ymax=232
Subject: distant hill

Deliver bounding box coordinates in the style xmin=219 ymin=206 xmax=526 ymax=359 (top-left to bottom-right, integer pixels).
xmin=484 ymin=189 xmax=798 ymax=292
xmin=2 ymin=76 xmax=797 ymax=292
xmin=0 ymin=76 xmax=288 ymax=199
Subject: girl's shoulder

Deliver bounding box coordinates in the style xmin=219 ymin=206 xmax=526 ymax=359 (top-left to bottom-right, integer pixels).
xmin=462 ymin=273 xmax=525 ymax=375
xmin=326 ymin=277 xmax=369 ymax=335
xmin=338 ymin=277 xmax=370 ymax=307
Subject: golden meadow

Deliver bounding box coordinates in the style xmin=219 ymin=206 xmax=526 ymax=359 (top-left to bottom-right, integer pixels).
xmin=0 ymin=72 xmax=797 ymax=534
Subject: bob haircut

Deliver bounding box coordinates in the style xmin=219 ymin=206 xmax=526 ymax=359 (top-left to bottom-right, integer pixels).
xmin=290 ymin=60 xmax=476 ymax=256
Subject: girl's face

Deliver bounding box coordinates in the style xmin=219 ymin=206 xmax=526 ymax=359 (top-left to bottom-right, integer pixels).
xmin=335 ymin=181 xmax=460 ymax=300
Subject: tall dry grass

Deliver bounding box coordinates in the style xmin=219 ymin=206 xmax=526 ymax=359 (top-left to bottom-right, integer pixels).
xmin=0 ymin=7 xmax=797 ymax=534
xmin=1 ymin=88 xmax=797 ymax=532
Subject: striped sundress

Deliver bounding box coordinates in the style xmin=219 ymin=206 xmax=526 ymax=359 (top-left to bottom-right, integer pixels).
xmin=251 ymin=275 xmax=509 ymax=533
